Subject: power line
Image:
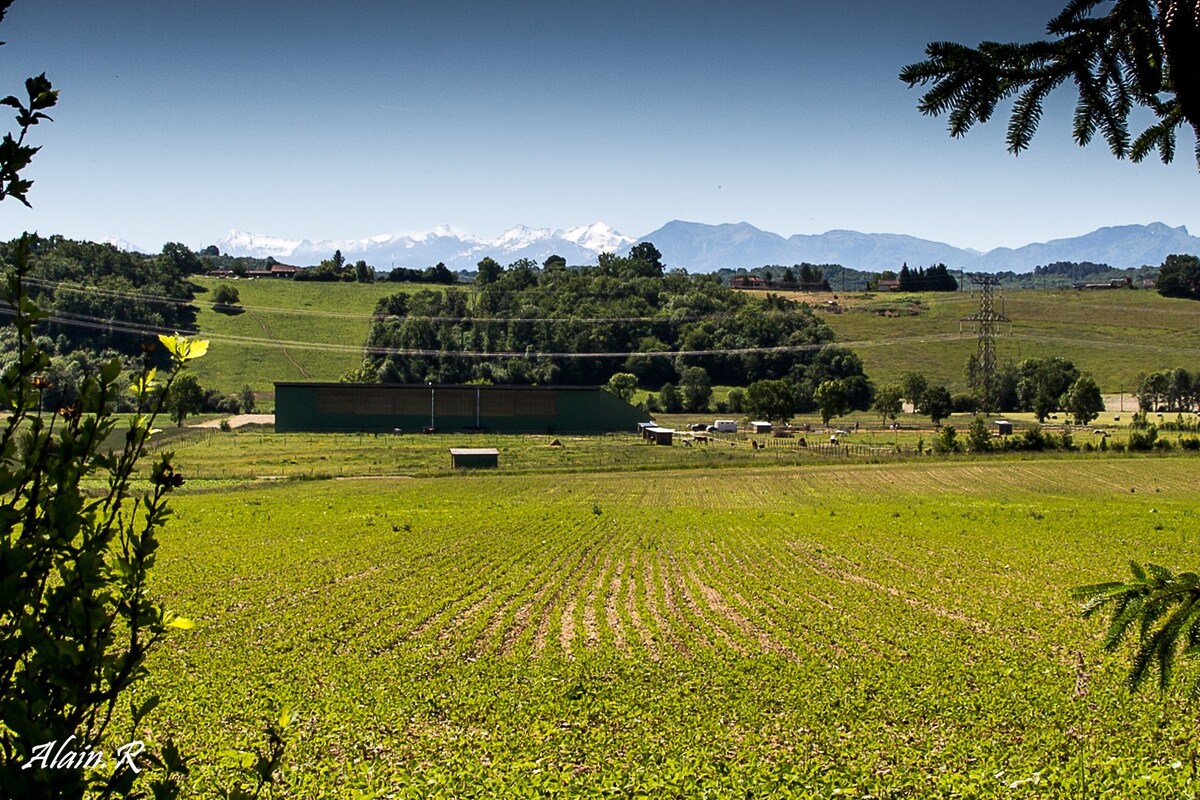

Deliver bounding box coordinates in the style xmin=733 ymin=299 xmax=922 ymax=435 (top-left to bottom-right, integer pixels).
xmin=13 ymin=292 xmax=1195 ymax=363
xmin=10 ymin=304 xmax=979 ymax=359
xmin=18 ymin=276 xmax=739 ymax=324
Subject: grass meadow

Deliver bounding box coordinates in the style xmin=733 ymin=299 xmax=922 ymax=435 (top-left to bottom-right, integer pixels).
xmin=185 ymin=279 xmax=1200 ymax=402
xmin=187 ymin=277 xmax=418 ymax=399
xmin=756 ymin=288 xmax=1200 ymax=393
xmin=130 ymin=446 xmax=1200 ymax=798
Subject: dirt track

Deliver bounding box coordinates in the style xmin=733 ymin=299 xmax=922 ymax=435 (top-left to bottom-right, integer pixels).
xmin=190 ymin=413 xmax=275 ymax=429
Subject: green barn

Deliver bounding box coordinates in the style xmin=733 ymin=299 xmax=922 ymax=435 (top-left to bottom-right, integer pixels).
xmin=274 ymin=383 xmax=645 ymax=434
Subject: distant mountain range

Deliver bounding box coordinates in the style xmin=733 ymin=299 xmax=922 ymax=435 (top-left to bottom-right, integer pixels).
xmin=207 ymin=221 xmax=1200 ymax=274
xmin=213 ymin=223 xmax=636 ymax=273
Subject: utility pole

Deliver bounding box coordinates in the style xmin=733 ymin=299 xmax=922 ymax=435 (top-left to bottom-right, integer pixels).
xmin=959 ymin=274 xmax=1010 ymax=413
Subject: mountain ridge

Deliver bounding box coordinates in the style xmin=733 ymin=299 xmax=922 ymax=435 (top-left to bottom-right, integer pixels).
xmin=208 ymin=221 xmax=1199 ymax=274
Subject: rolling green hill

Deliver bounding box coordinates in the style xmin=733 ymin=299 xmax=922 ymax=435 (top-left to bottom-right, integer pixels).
xmin=188 ymin=277 xmax=439 ymax=402
xmin=189 ymin=278 xmax=1200 ymax=402
xmin=778 ymin=288 xmax=1200 ymax=393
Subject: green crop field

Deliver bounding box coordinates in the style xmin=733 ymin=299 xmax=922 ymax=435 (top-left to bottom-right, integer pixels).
xmin=135 ymin=456 xmax=1200 ymax=798
xmin=767 ymin=289 xmax=1200 ymax=394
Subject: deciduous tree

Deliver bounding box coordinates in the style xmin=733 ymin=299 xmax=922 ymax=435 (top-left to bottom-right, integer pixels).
xmin=167 ymin=372 xmax=205 ymax=426
xmin=919 ymin=384 xmax=953 ymax=425
xmin=1065 ymin=375 xmax=1105 ymax=425
xmin=679 ymin=365 xmax=712 ymax=413
xmin=745 ymin=379 xmax=796 ymax=423
xmin=813 ymin=379 xmax=848 ymax=426
xmin=1156 ymin=253 xmax=1200 ymax=299
xmin=605 ymin=372 xmax=638 ymax=403
xmin=872 ymin=383 xmax=904 ymax=425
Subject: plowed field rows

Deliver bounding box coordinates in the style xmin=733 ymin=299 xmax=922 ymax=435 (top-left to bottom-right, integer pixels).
xmin=144 ymin=458 xmax=1200 ymax=797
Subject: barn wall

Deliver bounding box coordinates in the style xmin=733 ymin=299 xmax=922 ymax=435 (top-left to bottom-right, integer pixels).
xmin=274 ymin=383 xmax=644 ymax=434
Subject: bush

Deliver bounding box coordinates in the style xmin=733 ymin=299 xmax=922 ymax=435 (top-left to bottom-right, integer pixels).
xmin=933 ymin=424 xmax=960 ymax=453
xmin=1180 ymin=437 xmax=1200 ymax=450
xmin=213 ymin=282 xmax=240 ymax=305
xmin=0 ymin=243 xmax=200 ymax=795
xmin=1128 ymin=425 xmax=1159 ymax=451
xmin=1020 ymin=425 xmax=1048 ymax=451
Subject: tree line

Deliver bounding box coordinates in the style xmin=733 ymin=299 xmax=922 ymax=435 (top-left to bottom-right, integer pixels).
xmin=351 ymin=245 xmax=887 ymax=408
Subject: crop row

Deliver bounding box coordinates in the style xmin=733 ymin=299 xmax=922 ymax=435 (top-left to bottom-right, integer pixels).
xmin=136 ymin=458 xmax=1200 ymax=797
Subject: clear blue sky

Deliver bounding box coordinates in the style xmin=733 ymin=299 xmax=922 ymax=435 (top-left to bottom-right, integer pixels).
xmin=0 ymin=0 xmax=1195 ymax=253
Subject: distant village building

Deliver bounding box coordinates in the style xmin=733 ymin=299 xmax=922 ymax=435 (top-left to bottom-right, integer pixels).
xmin=730 ymin=275 xmax=766 ymax=289
xmin=877 ymin=278 xmax=901 ymax=292
xmin=209 ymin=263 xmax=300 ymax=279
xmin=1074 ymin=277 xmax=1132 ymax=290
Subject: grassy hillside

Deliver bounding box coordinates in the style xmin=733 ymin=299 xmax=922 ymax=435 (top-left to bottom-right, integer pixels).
xmin=189 ymin=278 xmax=1200 ymax=402
xmin=767 ymin=288 xmax=1200 ymax=393
xmin=188 ymin=277 xmax=442 ymax=402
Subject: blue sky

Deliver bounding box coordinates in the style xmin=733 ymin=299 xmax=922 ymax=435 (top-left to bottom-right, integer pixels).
xmin=0 ymin=0 xmax=1195 ymax=253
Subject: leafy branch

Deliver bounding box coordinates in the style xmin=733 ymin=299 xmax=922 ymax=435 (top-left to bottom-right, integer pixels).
xmin=1072 ymin=560 xmax=1200 ymax=695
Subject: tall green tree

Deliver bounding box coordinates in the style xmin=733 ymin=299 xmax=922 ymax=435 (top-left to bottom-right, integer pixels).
xmin=872 ymin=383 xmax=904 ymax=425
xmin=745 ymin=379 xmax=796 ymax=423
xmin=919 ymin=385 xmax=953 ymax=425
xmin=1017 ymin=357 xmax=1080 ymax=422
xmin=1156 ymin=253 xmax=1200 ymax=299
xmin=901 ymin=372 xmax=929 ymax=410
xmin=657 ymin=382 xmax=683 ymax=414
xmin=167 ymin=372 xmax=205 ymax=426
xmin=629 ymin=241 xmax=665 ymax=274
xmin=679 ymin=365 xmax=712 ymax=413
xmin=966 ymin=415 xmax=992 ymax=453
xmin=354 ymin=259 xmax=373 ymax=283
xmin=813 ymin=379 xmax=848 ymax=426
xmin=1064 ymin=375 xmax=1105 ymax=425
xmin=902 ymin=1 xmax=1200 ymax=168
xmin=475 ymin=256 xmax=502 ymax=286
xmin=605 ymin=372 xmax=638 ymax=403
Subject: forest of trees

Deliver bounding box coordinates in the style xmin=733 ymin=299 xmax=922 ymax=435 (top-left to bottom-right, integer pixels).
xmin=354 ymin=248 xmax=879 ymax=412
xmin=897 ymin=263 xmax=958 ymax=292
xmin=0 ymin=235 xmax=200 ymax=352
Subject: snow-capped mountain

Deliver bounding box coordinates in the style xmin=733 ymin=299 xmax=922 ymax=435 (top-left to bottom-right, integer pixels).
xmin=100 ymin=236 xmax=144 ymax=253
xmin=209 ymin=221 xmax=1198 ymax=273
xmin=215 ymin=223 xmax=636 ymax=271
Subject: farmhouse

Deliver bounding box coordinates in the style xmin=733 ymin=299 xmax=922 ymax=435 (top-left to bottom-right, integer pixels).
xmin=730 ymin=275 xmax=766 ymax=289
xmin=1074 ymin=277 xmax=1132 ymax=290
xmin=275 ymin=382 xmax=645 ymax=434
